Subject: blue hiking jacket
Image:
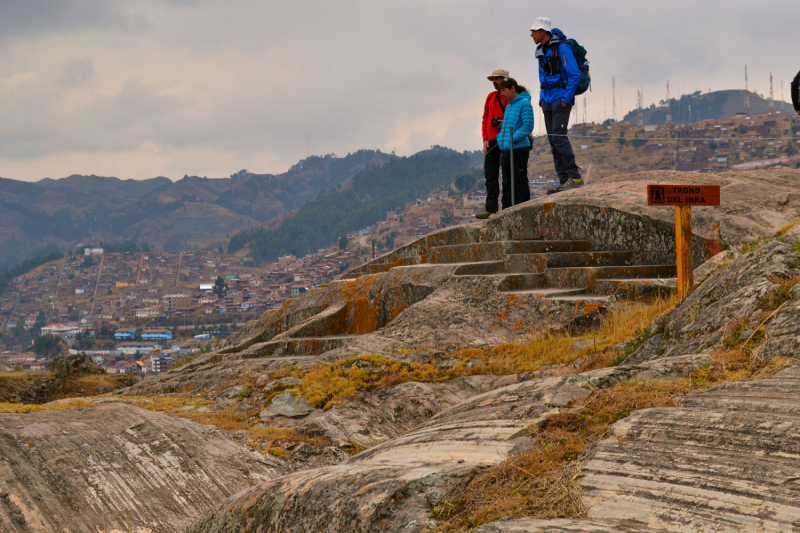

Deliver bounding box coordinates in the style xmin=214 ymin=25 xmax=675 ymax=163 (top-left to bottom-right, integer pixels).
xmin=496 ymin=91 xmax=533 ymax=151
xmin=537 ymin=28 xmax=580 ymax=105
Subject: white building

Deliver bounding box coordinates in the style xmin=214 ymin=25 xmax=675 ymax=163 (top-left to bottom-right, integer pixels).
xmin=40 ymin=323 xmax=80 ymax=339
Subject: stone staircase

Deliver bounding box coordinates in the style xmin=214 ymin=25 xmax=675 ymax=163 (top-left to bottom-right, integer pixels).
xmin=358 ymin=237 xmax=678 ymax=305
xmin=220 ymin=203 xmax=713 ymax=363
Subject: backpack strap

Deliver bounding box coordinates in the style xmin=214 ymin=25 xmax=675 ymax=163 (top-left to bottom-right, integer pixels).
xmin=540 ymin=41 xmax=569 ymax=91
xmin=495 ymin=91 xmax=506 ymax=112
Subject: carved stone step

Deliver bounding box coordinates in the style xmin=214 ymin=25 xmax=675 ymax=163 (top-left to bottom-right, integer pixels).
xmin=426 ymin=240 xmax=595 ymax=265
xmin=503 ymin=239 xmax=592 ymax=254
xmin=453 ymin=260 xmax=507 ymax=276
xmin=544 ymin=265 xmax=678 ymax=289
xmin=496 ymin=273 xmax=546 ymax=292
xmin=239 ymin=335 xmax=358 ymax=358
xmin=504 ymin=251 xmax=635 ymax=273
xmin=427 ymin=242 xmax=504 ymax=263
xmin=499 ymin=287 xmax=588 ymax=298
xmin=593 ymin=277 xmax=677 ymax=297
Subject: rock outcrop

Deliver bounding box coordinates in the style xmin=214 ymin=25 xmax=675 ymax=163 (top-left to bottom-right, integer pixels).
xmin=550 ymin=168 xmax=800 ymax=246
xmin=622 ymin=240 xmax=799 ymax=366
xmin=6 ymin=171 xmax=799 ymax=533
xmin=0 ymin=403 xmax=283 ymax=532
xmin=480 ymin=364 xmax=800 ymax=532
xmin=186 ymin=355 xmax=707 ymax=533
xmin=128 ymin=201 xmax=704 ymax=399
xmin=186 ymin=223 xmax=800 ymax=533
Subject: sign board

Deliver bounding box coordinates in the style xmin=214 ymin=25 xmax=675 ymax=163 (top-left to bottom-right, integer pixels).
xmin=647 ymin=184 xmax=722 ymax=301
xmin=647 ymin=185 xmax=720 ymax=207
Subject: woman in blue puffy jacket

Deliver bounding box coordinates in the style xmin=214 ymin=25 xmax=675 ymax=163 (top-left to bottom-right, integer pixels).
xmin=496 ymin=78 xmax=533 ymax=208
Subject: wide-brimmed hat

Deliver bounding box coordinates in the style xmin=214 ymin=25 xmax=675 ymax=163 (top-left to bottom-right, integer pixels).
xmin=530 ymin=17 xmax=552 ymax=32
xmin=487 ymin=68 xmax=509 ymax=80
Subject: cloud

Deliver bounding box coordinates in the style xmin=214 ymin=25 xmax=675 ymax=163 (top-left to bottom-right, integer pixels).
xmin=59 ymin=57 xmax=95 ymax=87
xmin=0 ymin=1 xmax=129 ymax=37
xmin=0 ymin=0 xmax=798 ymax=182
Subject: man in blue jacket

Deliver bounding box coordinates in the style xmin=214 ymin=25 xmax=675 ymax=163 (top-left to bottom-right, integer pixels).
xmin=530 ymin=17 xmax=583 ymax=193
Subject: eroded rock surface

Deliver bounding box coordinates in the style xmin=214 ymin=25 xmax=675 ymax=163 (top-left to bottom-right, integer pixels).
xmin=185 ymin=356 xmax=705 ymax=533
xmin=0 ymin=403 xmax=284 ymax=533
xmin=576 ymin=365 xmax=800 ymax=532
xmin=288 ymin=374 xmax=524 ymax=448
xmin=476 ymin=242 xmax=800 ymax=533
xmin=544 ymin=168 xmax=800 ymax=246
xmin=623 ymin=240 xmax=800 ymax=366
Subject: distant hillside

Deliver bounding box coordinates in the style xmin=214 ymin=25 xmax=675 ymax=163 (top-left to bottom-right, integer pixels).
xmin=0 ymin=150 xmax=393 ymax=266
xmin=623 ymin=89 xmax=794 ymax=125
xmin=229 ymin=147 xmax=482 ymax=262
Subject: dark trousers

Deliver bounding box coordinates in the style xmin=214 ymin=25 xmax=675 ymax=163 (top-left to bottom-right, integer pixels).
xmin=483 ymin=139 xmax=501 ymax=213
xmin=542 ymin=98 xmax=580 ymax=184
xmin=500 ymin=147 xmax=531 ymax=209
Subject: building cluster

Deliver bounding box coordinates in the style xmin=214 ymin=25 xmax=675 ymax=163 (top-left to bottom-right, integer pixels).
xmin=0 ymin=323 xmax=197 ymax=375
xmin=570 ymin=111 xmax=796 ymax=173
xmin=1 ymin=248 xmax=362 ymax=339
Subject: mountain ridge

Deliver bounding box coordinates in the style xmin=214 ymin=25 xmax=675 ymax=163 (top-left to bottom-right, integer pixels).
xmin=0 ymin=150 xmax=394 ymax=266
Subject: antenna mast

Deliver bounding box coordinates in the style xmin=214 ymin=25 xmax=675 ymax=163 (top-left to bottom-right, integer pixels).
xmin=637 ymin=89 xmax=644 ymax=126
xmin=744 ymin=65 xmax=751 ymax=114
xmin=612 ymin=77 xmax=617 ymax=121
xmin=768 ymin=72 xmax=775 ymax=112
xmin=583 ymin=97 xmax=587 ymax=124
xmin=666 ymin=81 xmax=673 ymax=124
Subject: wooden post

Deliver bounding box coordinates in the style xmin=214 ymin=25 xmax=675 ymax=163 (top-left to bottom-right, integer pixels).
xmin=675 ymin=205 xmax=693 ymax=299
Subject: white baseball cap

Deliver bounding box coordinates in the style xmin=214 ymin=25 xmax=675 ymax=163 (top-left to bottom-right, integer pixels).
xmin=530 ymin=17 xmax=552 ymax=32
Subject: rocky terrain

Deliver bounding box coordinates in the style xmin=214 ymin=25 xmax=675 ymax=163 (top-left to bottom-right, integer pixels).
xmin=0 ymin=169 xmax=799 ymax=532
xmin=566 ymin=168 xmax=800 ymax=247
xmin=0 ymin=403 xmax=283 ymax=532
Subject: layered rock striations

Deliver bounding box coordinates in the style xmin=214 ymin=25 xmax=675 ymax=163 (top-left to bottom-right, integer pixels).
xmin=0 ymin=404 xmax=283 ymax=532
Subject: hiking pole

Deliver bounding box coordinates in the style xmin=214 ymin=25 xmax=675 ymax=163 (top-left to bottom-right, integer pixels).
xmin=509 ymin=126 xmax=515 ymax=207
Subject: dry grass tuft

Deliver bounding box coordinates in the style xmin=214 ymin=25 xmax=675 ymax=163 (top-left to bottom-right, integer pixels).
xmin=435 ymin=379 xmax=685 ymax=531
xmin=435 ymin=429 xmax=587 ymax=527
xmin=435 ymin=327 xmax=787 ymax=532
xmin=247 ymin=425 xmax=330 ymax=453
xmin=455 ymin=293 xmax=680 ymax=376
xmin=0 ymin=399 xmax=94 ymax=413
xmin=300 ymin=355 xmax=450 ymax=410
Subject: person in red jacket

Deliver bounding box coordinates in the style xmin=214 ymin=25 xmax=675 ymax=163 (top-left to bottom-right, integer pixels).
xmin=476 ymin=68 xmax=510 ymax=219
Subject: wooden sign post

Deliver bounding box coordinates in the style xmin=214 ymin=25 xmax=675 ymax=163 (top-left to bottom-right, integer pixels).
xmin=647 ymin=185 xmax=721 ymax=299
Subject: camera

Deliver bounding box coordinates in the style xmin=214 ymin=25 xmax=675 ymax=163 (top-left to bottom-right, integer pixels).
xmin=490 ymin=117 xmax=503 ymax=128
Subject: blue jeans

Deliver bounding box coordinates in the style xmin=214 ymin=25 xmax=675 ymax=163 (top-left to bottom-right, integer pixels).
xmin=541 ymin=98 xmax=580 ymax=184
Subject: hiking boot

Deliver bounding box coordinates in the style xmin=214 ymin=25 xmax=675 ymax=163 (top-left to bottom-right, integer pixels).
xmin=546 ymin=178 xmax=585 ymax=195
xmin=475 ymin=211 xmax=495 ymax=220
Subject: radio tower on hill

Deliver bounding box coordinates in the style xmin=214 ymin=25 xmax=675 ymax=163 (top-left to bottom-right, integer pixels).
xmin=583 ymin=96 xmax=587 ymax=124
xmin=636 ymin=89 xmax=644 ymax=126
xmin=744 ymin=65 xmax=751 ymax=114
xmin=612 ymin=77 xmax=617 ymax=121
xmin=768 ymin=72 xmax=775 ymax=112
xmin=666 ymin=81 xmax=673 ymax=124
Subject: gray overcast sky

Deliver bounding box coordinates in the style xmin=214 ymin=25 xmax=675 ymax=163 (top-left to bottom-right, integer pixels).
xmin=0 ymin=0 xmax=797 ymax=182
